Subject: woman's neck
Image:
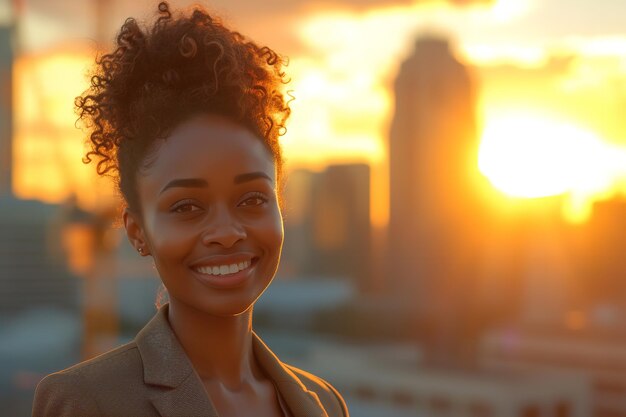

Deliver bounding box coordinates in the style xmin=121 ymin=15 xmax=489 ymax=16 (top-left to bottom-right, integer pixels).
xmin=166 ymin=299 xmax=261 ymax=391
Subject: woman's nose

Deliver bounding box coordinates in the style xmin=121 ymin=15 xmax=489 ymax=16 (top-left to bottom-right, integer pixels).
xmin=200 ymin=206 xmax=246 ymax=248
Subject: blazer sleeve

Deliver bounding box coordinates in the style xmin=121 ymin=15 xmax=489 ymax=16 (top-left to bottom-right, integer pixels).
xmin=32 ymin=371 xmax=101 ymax=417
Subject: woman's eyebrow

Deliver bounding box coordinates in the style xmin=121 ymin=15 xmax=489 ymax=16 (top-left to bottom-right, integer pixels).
xmin=234 ymin=172 xmax=272 ymax=184
xmin=160 ymin=178 xmax=208 ymax=194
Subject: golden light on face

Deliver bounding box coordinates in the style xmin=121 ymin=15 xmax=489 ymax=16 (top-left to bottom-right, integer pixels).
xmin=132 ymin=116 xmax=284 ymax=317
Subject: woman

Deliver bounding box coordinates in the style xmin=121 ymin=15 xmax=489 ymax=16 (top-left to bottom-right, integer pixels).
xmin=32 ymin=3 xmax=348 ymax=416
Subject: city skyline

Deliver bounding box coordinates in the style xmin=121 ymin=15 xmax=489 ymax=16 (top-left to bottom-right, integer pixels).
xmin=3 ymin=0 xmax=626 ymax=227
xmin=2 ymin=3 xmax=626 ymax=415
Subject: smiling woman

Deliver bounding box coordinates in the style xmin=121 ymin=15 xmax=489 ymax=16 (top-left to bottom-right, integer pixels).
xmin=31 ymin=2 xmax=348 ymax=417
xmin=131 ymin=115 xmax=284 ymax=318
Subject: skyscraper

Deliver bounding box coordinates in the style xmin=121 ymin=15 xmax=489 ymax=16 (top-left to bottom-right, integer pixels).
xmin=387 ymin=36 xmax=482 ymax=363
xmin=0 ymin=19 xmax=79 ymax=317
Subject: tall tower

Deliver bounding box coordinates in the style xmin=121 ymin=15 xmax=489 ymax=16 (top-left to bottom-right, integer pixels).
xmin=387 ymin=36 xmax=481 ymax=363
xmin=0 ymin=23 xmax=13 ymax=196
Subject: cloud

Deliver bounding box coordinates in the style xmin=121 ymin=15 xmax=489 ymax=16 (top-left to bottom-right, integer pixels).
xmin=24 ymin=0 xmax=496 ymax=26
xmin=296 ymin=0 xmax=495 ymax=12
xmin=17 ymin=0 xmax=494 ymax=53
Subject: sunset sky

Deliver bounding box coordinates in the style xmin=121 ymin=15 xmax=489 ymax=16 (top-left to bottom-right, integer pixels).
xmin=2 ymin=0 xmax=626 ymax=225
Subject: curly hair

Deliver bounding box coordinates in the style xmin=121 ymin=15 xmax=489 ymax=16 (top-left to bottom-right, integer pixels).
xmin=75 ymin=2 xmax=291 ymax=213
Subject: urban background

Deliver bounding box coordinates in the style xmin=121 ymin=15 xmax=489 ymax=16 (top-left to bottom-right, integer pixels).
xmin=1 ymin=0 xmax=626 ymax=416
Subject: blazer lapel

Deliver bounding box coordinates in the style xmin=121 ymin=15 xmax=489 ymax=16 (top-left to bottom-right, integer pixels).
xmin=149 ymin=375 xmax=217 ymax=417
xmin=135 ymin=304 xmax=217 ymax=417
xmin=253 ymin=332 xmax=328 ymax=417
xmin=134 ymin=305 xmax=328 ymax=417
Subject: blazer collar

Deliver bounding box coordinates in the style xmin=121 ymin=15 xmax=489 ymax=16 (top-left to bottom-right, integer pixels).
xmin=253 ymin=332 xmax=327 ymax=417
xmin=135 ymin=304 xmax=216 ymax=417
xmin=135 ymin=303 xmax=327 ymax=417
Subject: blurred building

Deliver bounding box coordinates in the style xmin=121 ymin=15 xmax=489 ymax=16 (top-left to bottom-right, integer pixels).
xmin=0 ymin=20 xmax=79 ymax=316
xmin=0 ymin=197 xmax=80 ymax=315
xmin=254 ymin=279 xmax=355 ymax=330
xmin=0 ymin=18 xmax=81 ymax=416
xmin=480 ymin=198 xmax=626 ymax=417
xmin=280 ymin=164 xmax=371 ymax=289
xmin=0 ymin=23 xmax=13 ymax=196
xmin=524 ymin=198 xmax=626 ymax=326
xmin=482 ymin=327 xmax=626 ymax=417
xmin=386 ymin=35 xmax=484 ymax=364
xmin=492 ymin=197 xmax=571 ymax=329
xmin=481 ymin=197 xmax=626 ymax=332
xmin=271 ymin=334 xmax=591 ymax=417
xmin=0 ymin=196 xmax=84 ymax=416
xmin=310 ymin=164 xmax=370 ymax=288
xmin=569 ymin=199 xmax=626 ymax=324
xmin=280 ymin=169 xmax=315 ymax=277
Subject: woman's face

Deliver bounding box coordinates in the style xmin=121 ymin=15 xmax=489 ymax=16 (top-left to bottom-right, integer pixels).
xmin=126 ymin=114 xmax=283 ymax=316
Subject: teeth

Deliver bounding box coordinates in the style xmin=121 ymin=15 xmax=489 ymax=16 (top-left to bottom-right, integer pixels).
xmin=194 ymin=260 xmax=251 ymax=276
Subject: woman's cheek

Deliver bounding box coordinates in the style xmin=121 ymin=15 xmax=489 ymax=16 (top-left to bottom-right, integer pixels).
xmin=151 ymin=220 xmax=197 ymax=261
xmin=267 ymin=211 xmax=285 ymax=256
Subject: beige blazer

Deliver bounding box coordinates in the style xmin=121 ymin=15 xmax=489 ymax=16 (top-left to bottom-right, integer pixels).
xmin=32 ymin=304 xmax=349 ymax=417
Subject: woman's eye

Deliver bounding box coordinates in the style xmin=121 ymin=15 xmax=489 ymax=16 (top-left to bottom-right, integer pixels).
xmin=171 ymin=201 xmax=202 ymax=213
xmin=239 ymin=193 xmax=268 ymax=207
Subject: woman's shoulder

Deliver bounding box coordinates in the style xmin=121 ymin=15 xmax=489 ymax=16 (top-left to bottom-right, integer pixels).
xmin=285 ymin=364 xmax=350 ymax=417
xmin=41 ymin=340 xmax=141 ymax=382
xmin=32 ymin=341 xmax=143 ymax=417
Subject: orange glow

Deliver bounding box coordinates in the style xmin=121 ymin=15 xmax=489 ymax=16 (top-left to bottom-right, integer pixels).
xmin=282 ymin=48 xmax=390 ymax=228
xmin=61 ymin=223 xmax=95 ymax=277
xmin=479 ymin=114 xmax=605 ymax=198
xmin=565 ymin=310 xmax=588 ymax=331
xmin=13 ymin=48 xmax=117 ymax=209
xmin=478 ymin=112 xmax=626 ymax=222
xmin=490 ymin=0 xmax=535 ymax=22
xmin=11 ymin=2 xmax=626 ymax=229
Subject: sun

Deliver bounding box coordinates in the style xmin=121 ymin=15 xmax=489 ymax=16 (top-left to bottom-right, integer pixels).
xmin=478 ymin=113 xmax=607 ymax=199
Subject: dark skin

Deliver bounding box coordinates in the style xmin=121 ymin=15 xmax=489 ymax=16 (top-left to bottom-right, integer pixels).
xmin=124 ymin=114 xmax=285 ymax=417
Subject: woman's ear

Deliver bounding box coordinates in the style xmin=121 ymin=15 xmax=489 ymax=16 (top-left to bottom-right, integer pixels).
xmin=123 ymin=208 xmax=150 ymax=256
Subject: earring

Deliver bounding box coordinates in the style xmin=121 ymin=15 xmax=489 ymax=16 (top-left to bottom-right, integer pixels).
xmin=138 ymin=247 xmax=144 ymax=255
